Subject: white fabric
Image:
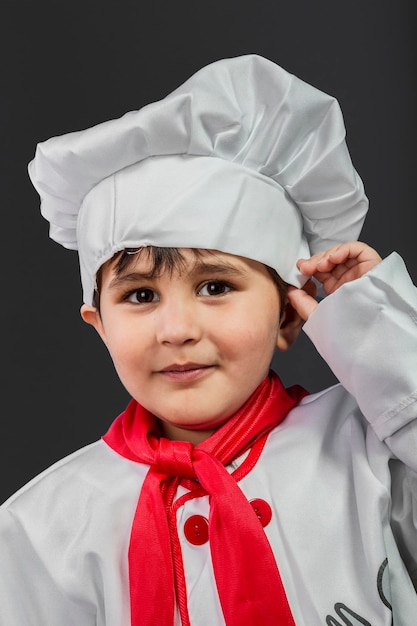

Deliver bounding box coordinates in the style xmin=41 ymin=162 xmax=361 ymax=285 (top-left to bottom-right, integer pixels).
xmin=27 ymin=54 xmax=368 ymax=304
xmin=77 ymin=155 xmax=309 ymax=303
xmin=1 ymin=252 xmax=416 ymax=625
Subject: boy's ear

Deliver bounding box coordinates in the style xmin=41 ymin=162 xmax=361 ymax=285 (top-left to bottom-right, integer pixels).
xmin=80 ymin=304 xmax=107 ymax=344
xmin=276 ymin=301 xmax=303 ymax=351
xmin=276 ymin=280 xmax=317 ymax=351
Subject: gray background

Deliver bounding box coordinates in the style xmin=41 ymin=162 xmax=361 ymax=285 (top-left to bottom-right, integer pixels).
xmin=1 ymin=0 xmax=415 ymax=503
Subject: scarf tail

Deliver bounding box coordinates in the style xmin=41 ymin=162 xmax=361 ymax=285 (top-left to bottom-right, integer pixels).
xmin=199 ymin=451 xmax=295 ymax=625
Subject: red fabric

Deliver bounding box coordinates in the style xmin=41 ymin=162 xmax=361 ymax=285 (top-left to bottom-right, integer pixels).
xmin=103 ymin=371 xmax=307 ymax=625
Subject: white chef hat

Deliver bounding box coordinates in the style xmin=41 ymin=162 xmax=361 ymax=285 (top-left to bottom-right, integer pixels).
xmin=28 ymin=54 xmax=368 ymax=305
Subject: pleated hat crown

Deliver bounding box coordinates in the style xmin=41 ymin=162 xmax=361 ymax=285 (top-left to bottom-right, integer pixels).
xmin=28 ymin=54 xmax=368 ymax=304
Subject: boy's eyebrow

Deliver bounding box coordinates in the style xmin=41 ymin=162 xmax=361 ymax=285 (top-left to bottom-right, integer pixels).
xmin=187 ymin=260 xmax=247 ymax=278
xmin=107 ymin=271 xmax=158 ymax=290
xmin=107 ymin=261 xmax=247 ymax=290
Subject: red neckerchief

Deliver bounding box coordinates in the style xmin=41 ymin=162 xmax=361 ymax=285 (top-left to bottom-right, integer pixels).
xmin=103 ymin=371 xmax=307 ymax=625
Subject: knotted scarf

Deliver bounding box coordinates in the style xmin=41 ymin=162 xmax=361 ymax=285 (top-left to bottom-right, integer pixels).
xmin=103 ymin=371 xmax=307 ymax=625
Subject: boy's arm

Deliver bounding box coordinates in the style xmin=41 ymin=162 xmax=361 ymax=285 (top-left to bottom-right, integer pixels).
xmin=0 ymin=507 xmax=95 ymax=625
xmin=290 ymin=244 xmax=417 ymax=461
xmin=291 ymin=244 xmax=417 ymax=589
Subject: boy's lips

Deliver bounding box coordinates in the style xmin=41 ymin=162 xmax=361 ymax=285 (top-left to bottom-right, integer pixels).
xmin=157 ymin=362 xmax=214 ymax=382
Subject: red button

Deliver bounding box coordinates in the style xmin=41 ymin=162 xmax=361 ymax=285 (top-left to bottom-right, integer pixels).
xmin=250 ymin=498 xmax=272 ymax=527
xmin=184 ymin=515 xmax=209 ymax=545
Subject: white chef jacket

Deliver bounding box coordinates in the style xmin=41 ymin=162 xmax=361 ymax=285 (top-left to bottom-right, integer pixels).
xmin=1 ymin=252 xmax=416 ymax=626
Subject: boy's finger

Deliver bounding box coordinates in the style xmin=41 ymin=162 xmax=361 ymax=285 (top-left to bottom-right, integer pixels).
xmin=287 ymin=286 xmax=318 ymax=321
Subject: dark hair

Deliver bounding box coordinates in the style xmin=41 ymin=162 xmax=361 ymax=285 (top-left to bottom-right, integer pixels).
xmin=93 ymin=246 xmax=288 ymax=313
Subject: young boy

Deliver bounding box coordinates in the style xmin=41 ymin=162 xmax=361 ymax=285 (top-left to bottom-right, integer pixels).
xmin=1 ymin=54 xmax=416 ymax=625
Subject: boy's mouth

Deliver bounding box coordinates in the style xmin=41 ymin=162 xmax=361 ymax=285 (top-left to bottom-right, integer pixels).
xmin=158 ymin=363 xmax=214 ymax=382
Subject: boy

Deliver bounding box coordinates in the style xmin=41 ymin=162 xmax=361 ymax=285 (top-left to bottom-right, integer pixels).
xmin=1 ymin=54 xmax=416 ymax=625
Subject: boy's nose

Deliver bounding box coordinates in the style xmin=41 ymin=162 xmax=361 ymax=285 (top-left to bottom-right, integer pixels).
xmin=155 ymin=299 xmax=202 ymax=345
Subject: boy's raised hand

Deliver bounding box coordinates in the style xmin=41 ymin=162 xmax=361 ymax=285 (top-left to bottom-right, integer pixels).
xmin=287 ymin=242 xmax=382 ymax=321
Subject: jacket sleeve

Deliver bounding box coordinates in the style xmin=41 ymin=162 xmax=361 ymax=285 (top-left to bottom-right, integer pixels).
xmin=0 ymin=507 xmax=97 ymax=626
xmin=303 ymin=251 xmax=417 ymax=586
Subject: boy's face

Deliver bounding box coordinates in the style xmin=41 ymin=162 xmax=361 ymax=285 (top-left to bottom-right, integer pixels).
xmin=82 ymin=249 xmax=290 ymax=443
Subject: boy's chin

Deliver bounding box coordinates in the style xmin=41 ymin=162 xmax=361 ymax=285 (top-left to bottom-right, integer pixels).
xmin=156 ymin=413 xmax=232 ymax=443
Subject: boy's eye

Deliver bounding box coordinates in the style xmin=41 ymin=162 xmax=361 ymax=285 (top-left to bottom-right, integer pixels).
xmin=198 ymin=281 xmax=232 ymax=296
xmin=127 ymin=288 xmax=159 ymax=304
